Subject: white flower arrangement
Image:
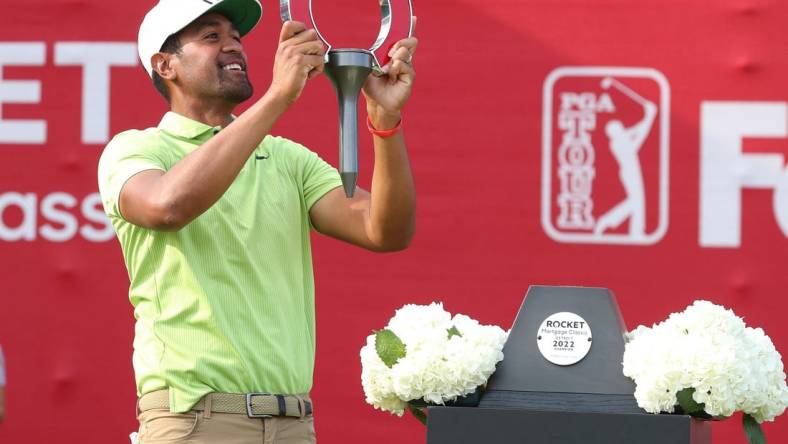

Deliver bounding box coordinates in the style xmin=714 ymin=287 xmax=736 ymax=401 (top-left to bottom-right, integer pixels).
xmin=360 ymin=302 xmax=508 ymax=422
xmin=623 ymin=300 xmax=788 ymax=444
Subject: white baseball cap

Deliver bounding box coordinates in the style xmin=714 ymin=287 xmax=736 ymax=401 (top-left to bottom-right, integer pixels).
xmin=138 ymin=0 xmax=263 ymax=77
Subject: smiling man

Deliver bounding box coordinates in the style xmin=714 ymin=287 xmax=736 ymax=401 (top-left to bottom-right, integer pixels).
xmin=97 ymin=0 xmax=417 ymax=442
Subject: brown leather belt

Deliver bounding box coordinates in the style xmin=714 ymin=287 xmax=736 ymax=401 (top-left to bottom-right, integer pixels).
xmin=138 ymin=390 xmax=313 ymax=418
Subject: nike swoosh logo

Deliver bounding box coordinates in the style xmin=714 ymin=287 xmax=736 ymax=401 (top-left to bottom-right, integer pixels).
xmin=255 ymin=154 xmax=269 ymax=160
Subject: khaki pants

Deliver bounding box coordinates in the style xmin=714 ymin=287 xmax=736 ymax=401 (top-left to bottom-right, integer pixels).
xmin=137 ymin=398 xmax=316 ymax=444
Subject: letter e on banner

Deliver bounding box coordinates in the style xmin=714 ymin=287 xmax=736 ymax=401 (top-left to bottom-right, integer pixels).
xmin=0 ymin=43 xmax=46 ymax=144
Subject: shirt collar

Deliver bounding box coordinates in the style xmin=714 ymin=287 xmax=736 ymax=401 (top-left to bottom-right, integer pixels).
xmin=158 ymin=112 xmax=224 ymax=140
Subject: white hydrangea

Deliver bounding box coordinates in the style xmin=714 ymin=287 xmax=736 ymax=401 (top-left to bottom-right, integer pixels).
xmin=623 ymin=300 xmax=788 ymax=423
xmin=360 ymin=302 xmax=508 ymax=416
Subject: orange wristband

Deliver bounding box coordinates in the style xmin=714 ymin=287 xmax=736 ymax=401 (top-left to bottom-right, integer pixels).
xmin=367 ymin=115 xmax=403 ymax=138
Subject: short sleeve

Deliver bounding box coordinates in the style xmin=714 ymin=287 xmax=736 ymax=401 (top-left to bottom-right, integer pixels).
xmin=268 ymin=137 xmax=342 ymax=210
xmin=98 ymin=130 xmax=167 ymax=220
xmin=301 ymin=149 xmax=342 ymax=209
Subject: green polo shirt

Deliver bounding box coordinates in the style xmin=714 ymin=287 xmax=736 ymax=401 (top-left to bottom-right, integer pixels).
xmin=98 ymin=112 xmax=342 ymax=412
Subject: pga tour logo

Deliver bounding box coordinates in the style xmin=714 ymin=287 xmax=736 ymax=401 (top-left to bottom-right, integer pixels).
xmin=541 ymin=67 xmax=670 ymax=245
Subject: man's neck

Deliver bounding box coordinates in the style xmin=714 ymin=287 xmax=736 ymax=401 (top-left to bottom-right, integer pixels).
xmin=170 ymin=98 xmax=236 ymax=128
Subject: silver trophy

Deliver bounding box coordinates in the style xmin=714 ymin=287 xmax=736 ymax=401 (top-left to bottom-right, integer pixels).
xmin=280 ymin=0 xmax=414 ymax=197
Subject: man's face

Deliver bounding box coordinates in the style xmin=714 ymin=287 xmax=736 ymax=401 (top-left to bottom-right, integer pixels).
xmin=170 ymin=12 xmax=253 ymax=104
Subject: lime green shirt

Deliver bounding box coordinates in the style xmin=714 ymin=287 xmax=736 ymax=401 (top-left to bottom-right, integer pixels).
xmin=97 ymin=112 xmax=342 ymax=412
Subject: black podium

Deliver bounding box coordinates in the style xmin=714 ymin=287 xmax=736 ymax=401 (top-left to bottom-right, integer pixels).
xmin=426 ymin=286 xmax=711 ymax=444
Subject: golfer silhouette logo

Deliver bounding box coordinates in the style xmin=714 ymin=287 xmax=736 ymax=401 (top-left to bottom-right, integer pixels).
xmin=541 ymin=67 xmax=670 ymax=245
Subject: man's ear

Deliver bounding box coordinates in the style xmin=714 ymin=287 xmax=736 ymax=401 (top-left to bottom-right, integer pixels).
xmin=152 ymin=53 xmax=176 ymax=80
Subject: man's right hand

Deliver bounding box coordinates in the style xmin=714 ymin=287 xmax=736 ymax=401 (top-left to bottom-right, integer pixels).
xmin=269 ymin=21 xmax=325 ymax=105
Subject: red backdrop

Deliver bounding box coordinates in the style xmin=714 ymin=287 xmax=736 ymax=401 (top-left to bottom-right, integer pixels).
xmin=1 ymin=0 xmax=787 ymax=443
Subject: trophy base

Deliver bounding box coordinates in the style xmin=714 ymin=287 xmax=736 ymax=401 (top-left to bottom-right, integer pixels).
xmin=427 ymin=407 xmax=711 ymax=444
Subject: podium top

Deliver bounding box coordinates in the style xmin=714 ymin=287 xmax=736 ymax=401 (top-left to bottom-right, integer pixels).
xmin=485 ymin=285 xmax=636 ymax=396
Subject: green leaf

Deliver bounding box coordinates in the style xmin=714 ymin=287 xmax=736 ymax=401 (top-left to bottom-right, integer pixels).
xmin=676 ymin=388 xmax=704 ymax=415
xmin=375 ymin=329 xmax=406 ymax=368
xmin=408 ymin=403 xmax=428 ymax=426
xmin=743 ymin=413 xmax=766 ymax=444
xmin=447 ymin=326 xmax=462 ymax=339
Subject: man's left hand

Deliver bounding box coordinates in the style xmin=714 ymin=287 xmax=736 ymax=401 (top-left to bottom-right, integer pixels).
xmin=363 ymin=18 xmax=418 ymax=128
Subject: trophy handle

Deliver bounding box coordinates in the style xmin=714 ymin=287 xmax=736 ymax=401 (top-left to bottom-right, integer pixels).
xmin=279 ymin=0 xmax=332 ymax=61
xmin=280 ymin=0 xmax=413 ymax=68
xmin=370 ymin=0 xmax=414 ymax=72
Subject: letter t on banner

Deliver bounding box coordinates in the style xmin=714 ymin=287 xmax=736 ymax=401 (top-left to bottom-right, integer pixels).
xmin=54 ymin=43 xmax=137 ymax=145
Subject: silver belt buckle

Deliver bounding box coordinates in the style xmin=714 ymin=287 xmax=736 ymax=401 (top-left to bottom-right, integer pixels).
xmin=246 ymin=393 xmax=273 ymax=418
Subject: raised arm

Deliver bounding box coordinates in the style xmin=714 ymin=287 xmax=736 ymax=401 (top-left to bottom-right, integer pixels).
xmin=627 ymin=101 xmax=658 ymax=149
xmin=120 ymin=21 xmax=325 ymax=230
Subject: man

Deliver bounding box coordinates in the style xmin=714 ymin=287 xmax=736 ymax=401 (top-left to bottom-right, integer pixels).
xmin=98 ymin=0 xmax=417 ymax=442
